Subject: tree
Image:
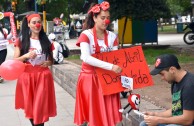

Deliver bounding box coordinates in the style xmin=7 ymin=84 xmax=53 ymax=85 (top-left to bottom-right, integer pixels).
xmin=109 ymin=0 xmax=171 ymax=47
xmin=110 ymin=0 xmax=170 ymax=21
xmin=166 ymin=0 xmax=192 ymax=16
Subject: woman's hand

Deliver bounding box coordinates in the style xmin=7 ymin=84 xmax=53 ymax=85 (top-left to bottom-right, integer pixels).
xmin=39 ymin=61 xmax=52 ymax=67
xmin=123 ymin=88 xmax=132 ymax=92
xmin=25 ymin=51 xmax=37 ymax=59
xmin=112 ymin=65 xmax=122 ymax=74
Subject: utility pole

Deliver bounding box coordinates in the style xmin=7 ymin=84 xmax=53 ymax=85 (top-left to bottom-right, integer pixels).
xmin=98 ymin=0 xmax=103 ymax=4
xmin=11 ymin=0 xmax=17 ymax=12
xmin=191 ymin=0 xmax=194 ymax=21
xmin=68 ymin=0 xmax=70 ymax=30
xmin=41 ymin=0 xmax=46 ymax=32
xmin=34 ymin=0 xmax=38 ymax=13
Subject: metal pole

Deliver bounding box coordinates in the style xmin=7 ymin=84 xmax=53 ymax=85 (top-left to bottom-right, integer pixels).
xmin=39 ymin=0 xmax=47 ymax=32
xmin=43 ymin=4 xmax=47 ymax=32
xmin=34 ymin=0 xmax=38 ymax=13
xmin=191 ymin=0 xmax=194 ymax=21
xmin=68 ymin=0 xmax=70 ymax=30
xmin=98 ymin=0 xmax=104 ymax=4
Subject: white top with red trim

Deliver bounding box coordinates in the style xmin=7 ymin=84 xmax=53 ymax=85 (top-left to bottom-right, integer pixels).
xmin=77 ymin=29 xmax=119 ymax=70
xmin=52 ymin=41 xmax=64 ymax=63
xmin=27 ymin=38 xmax=46 ymax=66
xmin=0 ymin=28 xmax=12 ymax=51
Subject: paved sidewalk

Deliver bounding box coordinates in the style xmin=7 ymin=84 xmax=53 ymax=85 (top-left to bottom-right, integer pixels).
xmin=0 ymin=80 xmax=75 ymax=126
xmin=2 ymin=41 xmax=77 ymax=126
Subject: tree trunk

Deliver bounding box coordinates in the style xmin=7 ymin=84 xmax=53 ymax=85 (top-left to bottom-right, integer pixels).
xmin=121 ymin=17 xmax=127 ymax=48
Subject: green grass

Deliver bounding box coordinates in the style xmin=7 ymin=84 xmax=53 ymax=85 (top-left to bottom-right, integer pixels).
xmin=158 ymin=24 xmax=187 ymax=33
xmin=66 ymin=54 xmax=80 ymax=60
xmin=66 ymin=48 xmax=194 ymax=65
xmin=158 ymin=25 xmax=177 ymax=32
xmin=143 ymin=48 xmax=194 ymax=64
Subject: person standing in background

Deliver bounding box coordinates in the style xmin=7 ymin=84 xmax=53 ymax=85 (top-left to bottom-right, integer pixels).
xmin=0 ymin=23 xmax=12 ymax=83
xmin=74 ymin=1 xmax=123 ymax=126
xmin=13 ymin=13 xmax=57 ymax=126
xmin=48 ymin=33 xmax=64 ymax=64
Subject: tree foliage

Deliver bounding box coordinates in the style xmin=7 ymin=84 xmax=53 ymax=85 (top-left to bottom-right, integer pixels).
xmin=109 ymin=0 xmax=171 ymax=21
xmin=0 ymin=0 xmax=85 ymax=22
xmin=1 ymin=0 xmax=193 ymax=22
xmin=166 ymin=0 xmax=192 ymax=16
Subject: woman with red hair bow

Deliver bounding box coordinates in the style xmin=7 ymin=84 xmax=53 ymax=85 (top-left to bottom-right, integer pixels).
xmin=74 ymin=1 xmax=123 ymax=126
xmin=13 ymin=13 xmax=57 ymax=126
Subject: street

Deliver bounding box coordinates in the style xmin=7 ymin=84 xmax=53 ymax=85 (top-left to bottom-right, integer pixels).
xmin=158 ymin=33 xmax=189 ymax=46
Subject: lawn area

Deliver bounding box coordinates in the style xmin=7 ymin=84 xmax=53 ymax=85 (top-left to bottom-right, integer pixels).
xmin=66 ymin=47 xmax=194 ymax=65
xmin=143 ymin=47 xmax=194 ymax=64
xmin=158 ymin=24 xmax=188 ymax=33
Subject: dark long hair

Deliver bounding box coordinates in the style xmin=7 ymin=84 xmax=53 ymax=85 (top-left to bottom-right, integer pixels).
xmin=0 ymin=24 xmax=6 ymax=39
xmin=84 ymin=2 xmax=99 ymax=30
xmin=20 ymin=15 xmax=53 ymax=62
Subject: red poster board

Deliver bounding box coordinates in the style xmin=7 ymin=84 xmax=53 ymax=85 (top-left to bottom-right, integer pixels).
xmin=93 ymin=45 xmax=153 ymax=95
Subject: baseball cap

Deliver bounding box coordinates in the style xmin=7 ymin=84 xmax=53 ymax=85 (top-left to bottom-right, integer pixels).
xmin=150 ymin=54 xmax=179 ymax=75
xmin=48 ymin=33 xmax=56 ymax=42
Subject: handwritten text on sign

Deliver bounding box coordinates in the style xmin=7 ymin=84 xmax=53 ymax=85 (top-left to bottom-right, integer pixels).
xmin=93 ymin=46 xmax=153 ymax=95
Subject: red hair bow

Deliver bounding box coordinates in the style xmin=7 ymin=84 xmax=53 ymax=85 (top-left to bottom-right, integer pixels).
xmin=88 ymin=1 xmax=110 ymax=14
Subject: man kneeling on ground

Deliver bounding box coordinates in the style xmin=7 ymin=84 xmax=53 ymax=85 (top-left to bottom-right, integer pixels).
xmin=140 ymin=54 xmax=194 ymax=126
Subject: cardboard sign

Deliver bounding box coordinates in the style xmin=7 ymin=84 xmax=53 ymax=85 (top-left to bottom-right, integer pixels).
xmin=93 ymin=45 xmax=153 ymax=95
xmin=121 ymin=76 xmax=133 ymax=89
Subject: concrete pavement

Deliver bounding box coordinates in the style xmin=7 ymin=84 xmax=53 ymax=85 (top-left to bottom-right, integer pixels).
xmin=1 ymin=44 xmax=76 ymax=126
xmin=0 ymin=80 xmax=75 ymax=126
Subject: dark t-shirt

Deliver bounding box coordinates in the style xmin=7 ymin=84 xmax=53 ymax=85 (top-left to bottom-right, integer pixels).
xmin=172 ymin=72 xmax=194 ymax=124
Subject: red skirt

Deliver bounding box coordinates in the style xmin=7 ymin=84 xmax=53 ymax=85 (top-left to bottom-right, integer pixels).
xmin=15 ymin=64 xmax=57 ymax=125
xmin=74 ymin=63 xmax=122 ymax=126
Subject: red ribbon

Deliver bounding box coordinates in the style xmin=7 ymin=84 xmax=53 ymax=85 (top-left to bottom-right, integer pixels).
xmin=93 ymin=26 xmax=108 ymax=53
xmin=26 ymin=14 xmax=41 ymax=22
xmin=88 ymin=1 xmax=110 ymax=14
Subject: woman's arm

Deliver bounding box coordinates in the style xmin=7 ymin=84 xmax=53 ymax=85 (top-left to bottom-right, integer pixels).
xmin=14 ymin=46 xmax=36 ymax=62
xmin=6 ymin=32 xmax=12 ymax=40
xmin=52 ymin=42 xmax=59 ymax=61
xmin=80 ymin=42 xmax=122 ymax=73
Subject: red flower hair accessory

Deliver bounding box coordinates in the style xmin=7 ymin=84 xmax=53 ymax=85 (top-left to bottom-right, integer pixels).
xmin=88 ymin=1 xmax=110 ymax=14
xmin=100 ymin=1 xmax=110 ymax=11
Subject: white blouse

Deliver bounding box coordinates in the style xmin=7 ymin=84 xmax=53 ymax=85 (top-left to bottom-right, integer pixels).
xmin=27 ymin=38 xmax=47 ymax=66
xmin=52 ymin=41 xmax=64 ymax=63
xmin=0 ymin=28 xmax=12 ymax=51
xmin=78 ymin=29 xmax=119 ymax=70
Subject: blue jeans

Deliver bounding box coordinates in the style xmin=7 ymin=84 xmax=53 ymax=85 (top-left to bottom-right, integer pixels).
xmin=139 ymin=121 xmax=182 ymax=126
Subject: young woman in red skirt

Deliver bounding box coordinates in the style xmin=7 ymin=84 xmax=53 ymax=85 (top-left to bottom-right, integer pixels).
xmin=74 ymin=1 xmax=123 ymax=126
xmin=14 ymin=13 xmax=57 ymax=126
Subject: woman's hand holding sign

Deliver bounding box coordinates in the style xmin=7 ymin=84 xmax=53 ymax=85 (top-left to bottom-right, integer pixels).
xmin=112 ymin=65 xmax=122 ymax=74
xmin=28 ymin=50 xmax=37 ymax=59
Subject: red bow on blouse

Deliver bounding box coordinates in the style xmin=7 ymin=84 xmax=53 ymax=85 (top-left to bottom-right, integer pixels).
xmin=88 ymin=1 xmax=110 ymax=14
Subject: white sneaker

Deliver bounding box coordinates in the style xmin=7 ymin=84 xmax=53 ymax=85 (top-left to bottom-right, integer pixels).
xmin=119 ymin=109 xmax=124 ymax=113
xmin=126 ymin=113 xmax=129 ymax=118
